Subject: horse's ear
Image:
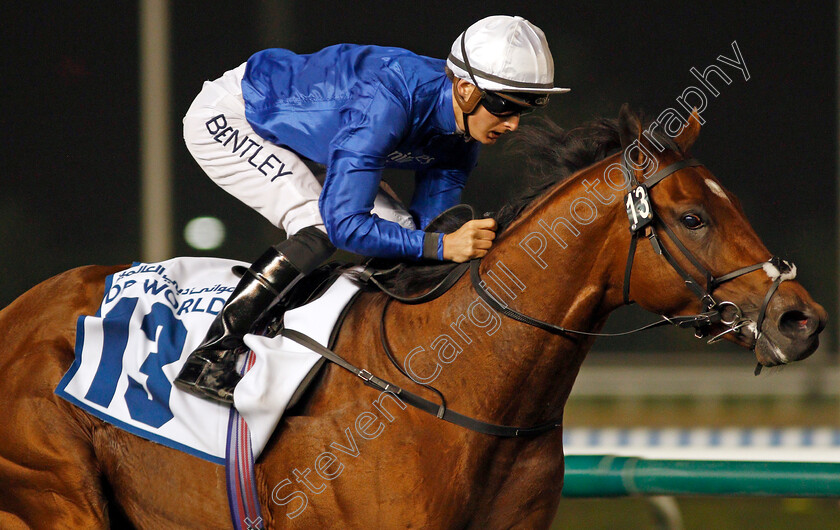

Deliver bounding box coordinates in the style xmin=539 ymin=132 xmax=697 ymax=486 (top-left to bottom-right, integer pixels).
xmin=618 ymin=103 xmax=641 ymax=149
xmin=675 ymin=108 xmax=702 ymax=152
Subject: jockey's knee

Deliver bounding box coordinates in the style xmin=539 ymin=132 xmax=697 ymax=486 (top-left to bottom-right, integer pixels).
xmin=274 ymin=226 xmax=335 ymax=274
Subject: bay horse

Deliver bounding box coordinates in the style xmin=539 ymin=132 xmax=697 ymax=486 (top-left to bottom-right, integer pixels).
xmin=0 ymin=106 xmax=825 ymax=529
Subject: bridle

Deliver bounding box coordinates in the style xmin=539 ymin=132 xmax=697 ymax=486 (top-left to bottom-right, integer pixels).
xmin=619 ymin=154 xmax=796 ymax=347
xmin=471 ymin=151 xmax=797 ymax=355
xmin=470 ymin=150 xmax=796 ymax=382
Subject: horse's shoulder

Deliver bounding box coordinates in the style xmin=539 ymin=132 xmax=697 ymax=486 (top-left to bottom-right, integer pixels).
xmin=0 ymin=265 xmax=127 ymax=408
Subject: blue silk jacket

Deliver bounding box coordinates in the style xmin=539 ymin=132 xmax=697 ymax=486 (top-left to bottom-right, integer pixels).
xmin=242 ymin=44 xmax=480 ymax=260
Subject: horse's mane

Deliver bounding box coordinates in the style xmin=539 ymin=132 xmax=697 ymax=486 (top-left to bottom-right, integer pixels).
xmin=338 ymin=113 xmax=680 ymax=296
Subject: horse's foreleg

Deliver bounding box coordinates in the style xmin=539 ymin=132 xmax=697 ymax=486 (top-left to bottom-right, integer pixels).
xmin=0 ymin=265 xmax=127 ymax=529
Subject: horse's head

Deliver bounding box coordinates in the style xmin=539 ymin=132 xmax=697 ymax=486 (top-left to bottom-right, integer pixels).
xmin=616 ymin=105 xmax=826 ymax=367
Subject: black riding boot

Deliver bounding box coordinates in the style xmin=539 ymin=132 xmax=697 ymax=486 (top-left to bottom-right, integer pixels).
xmin=174 ymin=247 xmax=302 ymax=403
xmin=174 ymin=226 xmax=335 ymax=404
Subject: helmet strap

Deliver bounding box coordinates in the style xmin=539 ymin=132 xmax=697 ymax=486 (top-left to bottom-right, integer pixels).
xmin=453 ymin=87 xmax=482 ymax=138
xmin=455 ymin=31 xmax=487 ymax=139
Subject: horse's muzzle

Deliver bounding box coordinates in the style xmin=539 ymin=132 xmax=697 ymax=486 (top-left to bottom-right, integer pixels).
xmin=755 ymin=301 xmax=826 ymax=366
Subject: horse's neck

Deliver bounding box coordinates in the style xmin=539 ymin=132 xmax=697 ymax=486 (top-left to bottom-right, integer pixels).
xmin=412 ymin=162 xmax=627 ymax=426
xmin=489 ymin=159 xmax=628 ymax=324
xmin=491 ymin=165 xmax=625 ymax=411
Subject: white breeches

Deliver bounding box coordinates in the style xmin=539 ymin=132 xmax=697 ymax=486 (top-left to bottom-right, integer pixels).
xmin=182 ymin=63 xmax=415 ymax=237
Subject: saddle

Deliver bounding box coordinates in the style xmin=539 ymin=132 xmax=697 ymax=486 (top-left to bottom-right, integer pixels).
xmin=275 ymin=204 xmax=479 ymax=413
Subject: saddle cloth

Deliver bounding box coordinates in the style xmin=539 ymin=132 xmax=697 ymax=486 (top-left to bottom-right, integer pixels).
xmin=55 ymin=257 xmax=359 ymax=464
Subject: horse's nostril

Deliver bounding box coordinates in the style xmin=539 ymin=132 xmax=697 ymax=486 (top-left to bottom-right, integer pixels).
xmin=778 ymin=309 xmax=812 ymax=338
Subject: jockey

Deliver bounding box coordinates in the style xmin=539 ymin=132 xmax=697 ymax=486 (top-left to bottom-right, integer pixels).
xmin=175 ymin=15 xmax=570 ymax=404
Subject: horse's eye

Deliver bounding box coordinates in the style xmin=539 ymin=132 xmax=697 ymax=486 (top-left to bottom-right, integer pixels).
xmin=681 ymin=213 xmax=704 ymax=230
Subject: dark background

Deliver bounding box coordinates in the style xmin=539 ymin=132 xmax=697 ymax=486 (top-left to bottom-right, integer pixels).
xmin=2 ymin=1 xmax=835 ymax=354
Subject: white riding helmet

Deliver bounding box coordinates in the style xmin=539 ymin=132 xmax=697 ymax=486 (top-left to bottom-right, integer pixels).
xmin=447 ymin=15 xmax=570 ymax=95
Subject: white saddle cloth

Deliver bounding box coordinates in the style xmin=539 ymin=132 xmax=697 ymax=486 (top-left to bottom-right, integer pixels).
xmin=56 ymin=257 xmax=359 ymax=464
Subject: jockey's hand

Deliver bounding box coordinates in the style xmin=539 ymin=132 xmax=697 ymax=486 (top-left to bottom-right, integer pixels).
xmin=442 ymin=218 xmax=497 ymax=262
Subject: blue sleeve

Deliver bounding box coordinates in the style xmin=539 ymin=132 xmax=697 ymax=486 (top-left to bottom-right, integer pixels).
xmin=319 ymin=78 xmax=438 ymax=260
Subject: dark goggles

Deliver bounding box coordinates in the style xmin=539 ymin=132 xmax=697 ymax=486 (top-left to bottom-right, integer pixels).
xmin=480 ymin=91 xmax=550 ymax=117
